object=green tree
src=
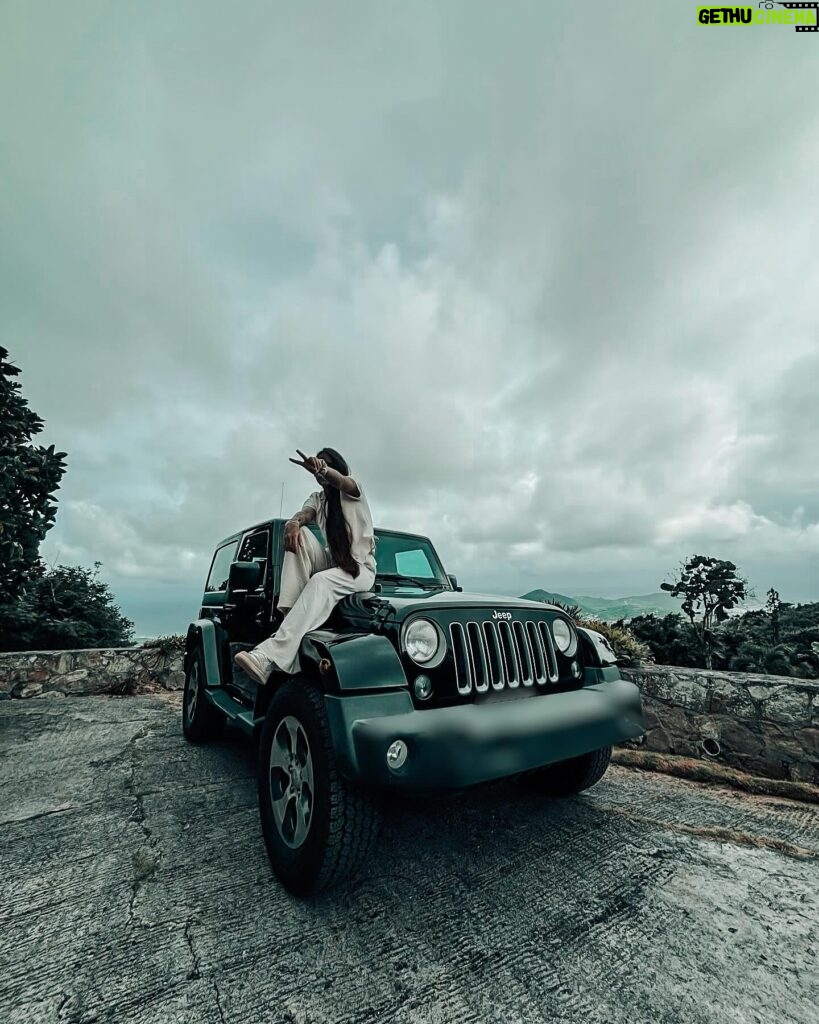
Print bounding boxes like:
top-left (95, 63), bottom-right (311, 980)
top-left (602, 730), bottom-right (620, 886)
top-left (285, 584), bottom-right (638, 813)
top-left (766, 587), bottom-right (781, 644)
top-left (0, 347), bottom-right (66, 601)
top-left (0, 563), bottom-right (134, 652)
top-left (660, 555), bottom-right (749, 669)
top-left (0, 349), bottom-right (133, 651)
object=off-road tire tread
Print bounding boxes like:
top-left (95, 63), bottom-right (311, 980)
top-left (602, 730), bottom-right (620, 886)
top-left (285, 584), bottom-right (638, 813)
top-left (524, 745), bottom-right (612, 796)
top-left (182, 648), bottom-right (225, 744)
top-left (260, 679), bottom-right (381, 895)
top-left (303, 681), bottom-right (381, 892)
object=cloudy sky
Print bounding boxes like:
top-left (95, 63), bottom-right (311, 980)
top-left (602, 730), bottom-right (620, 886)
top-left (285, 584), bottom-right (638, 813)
top-left (3, 2), bottom-right (818, 635)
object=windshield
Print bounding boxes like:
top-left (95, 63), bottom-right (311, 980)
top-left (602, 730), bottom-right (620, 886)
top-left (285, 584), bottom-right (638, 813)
top-left (373, 530), bottom-right (449, 591)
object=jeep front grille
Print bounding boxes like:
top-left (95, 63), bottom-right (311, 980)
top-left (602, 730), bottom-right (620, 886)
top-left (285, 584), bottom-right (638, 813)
top-left (449, 619), bottom-right (560, 695)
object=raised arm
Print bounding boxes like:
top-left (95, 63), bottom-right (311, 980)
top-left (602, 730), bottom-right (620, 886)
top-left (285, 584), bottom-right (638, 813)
top-left (289, 450), bottom-right (360, 497)
top-left (315, 462), bottom-right (360, 497)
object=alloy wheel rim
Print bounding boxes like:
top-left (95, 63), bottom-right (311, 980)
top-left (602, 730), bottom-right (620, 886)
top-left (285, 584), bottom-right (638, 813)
top-left (186, 661), bottom-right (199, 720)
top-left (268, 715), bottom-right (314, 849)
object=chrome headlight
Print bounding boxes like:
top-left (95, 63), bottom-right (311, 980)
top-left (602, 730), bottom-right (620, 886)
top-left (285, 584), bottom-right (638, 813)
top-left (403, 618), bottom-right (441, 665)
top-left (551, 618), bottom-right (578, 657)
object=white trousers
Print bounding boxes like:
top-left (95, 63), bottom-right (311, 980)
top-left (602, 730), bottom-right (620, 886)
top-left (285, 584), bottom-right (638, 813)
top-left (252, 528), bottom-right (375, 675)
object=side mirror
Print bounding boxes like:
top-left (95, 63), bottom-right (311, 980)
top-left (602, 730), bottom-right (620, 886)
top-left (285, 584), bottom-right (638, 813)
top-left (228, 560), bottom-right (263, 597)
top-left (447, 574), bottom-right (463, 592)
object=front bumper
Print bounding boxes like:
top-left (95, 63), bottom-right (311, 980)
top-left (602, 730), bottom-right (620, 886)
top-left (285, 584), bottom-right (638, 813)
top-left (324, 675), bottom-right (645, 789)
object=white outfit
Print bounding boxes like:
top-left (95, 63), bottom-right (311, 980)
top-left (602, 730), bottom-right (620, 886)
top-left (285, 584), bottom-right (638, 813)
top-left (300, 481), bottom-right (376, 575)
top-left (251, 479), bottom-right (376, 676)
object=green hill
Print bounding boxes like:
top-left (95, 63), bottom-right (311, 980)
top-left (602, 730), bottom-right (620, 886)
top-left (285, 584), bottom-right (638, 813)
top-left (521, 589), bottom-right (683, 621)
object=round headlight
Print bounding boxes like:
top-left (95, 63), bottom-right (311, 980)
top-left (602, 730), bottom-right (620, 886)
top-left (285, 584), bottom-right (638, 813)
top-left (404, 618), bottom-right (440, 665)
top-left (551, 618), bottom-right (577, 656)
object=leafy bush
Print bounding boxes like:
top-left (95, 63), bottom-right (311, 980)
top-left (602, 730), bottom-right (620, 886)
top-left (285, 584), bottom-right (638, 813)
top-left (578, 617), bottom-right (654, 667)
top-left (721, 607), bottom-right (819, 678)
top-left (623, 602), bottom-right (819, 678)
top-left (626, 613), bottom-right (703, 668)
top-left (0, 348), bottom-right (133, 653)
top-left (143, 634), bottom-right (186, 655)
top-left (0, 562), bottom-right (134, 652)
top-left (553, 602), bottom-right (653, 666)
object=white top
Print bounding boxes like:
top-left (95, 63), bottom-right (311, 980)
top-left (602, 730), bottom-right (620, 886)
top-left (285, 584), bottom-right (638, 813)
top-left (302, 478), bottom-right (376, 573)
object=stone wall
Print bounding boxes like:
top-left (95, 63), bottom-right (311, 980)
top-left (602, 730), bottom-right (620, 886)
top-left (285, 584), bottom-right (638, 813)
top-left (0, 647), bottom-right (185, 699)
top-left (2, 648), bottom-right (817, 784)
top-left (621, 666), bottom-right (819, 784)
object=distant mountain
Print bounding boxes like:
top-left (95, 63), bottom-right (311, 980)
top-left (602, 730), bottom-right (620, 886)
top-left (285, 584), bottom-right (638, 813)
top-left (520, 589), bottom-right (684, 622)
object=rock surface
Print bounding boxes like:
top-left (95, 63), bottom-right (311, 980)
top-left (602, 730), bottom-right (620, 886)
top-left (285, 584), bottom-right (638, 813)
top-left (1, 694), bottom-right (818, 1024)
top-left (0, 647), bottom-right (183, 699)
top-left (622, 666), bottom-right (819, 783)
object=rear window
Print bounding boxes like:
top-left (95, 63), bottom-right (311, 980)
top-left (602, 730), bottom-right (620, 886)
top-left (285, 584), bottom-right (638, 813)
top-left (205, 541), bottom-right (238, 592)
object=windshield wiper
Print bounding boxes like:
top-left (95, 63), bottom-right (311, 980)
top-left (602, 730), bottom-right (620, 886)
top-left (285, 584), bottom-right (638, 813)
top-left (375, 573), bottom-right (444, 591)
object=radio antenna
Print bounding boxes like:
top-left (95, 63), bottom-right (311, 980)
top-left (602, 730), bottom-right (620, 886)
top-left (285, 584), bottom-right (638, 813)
top-left (279, 481), bottom-right (284, 519)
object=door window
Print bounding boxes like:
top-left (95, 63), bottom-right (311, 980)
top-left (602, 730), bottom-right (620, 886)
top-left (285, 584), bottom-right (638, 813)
top-left (205, 541), bottom-right (239, 593)
top-left (238, 530), bottom-right (270, 588)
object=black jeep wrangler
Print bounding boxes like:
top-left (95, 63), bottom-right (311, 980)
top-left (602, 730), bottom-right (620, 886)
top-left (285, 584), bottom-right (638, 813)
top-left (183, 518), bottom-right (645, 895)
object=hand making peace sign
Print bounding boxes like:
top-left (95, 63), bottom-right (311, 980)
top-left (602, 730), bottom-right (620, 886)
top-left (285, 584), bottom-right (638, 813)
top-left (289, 449), bottom-right (324, 476)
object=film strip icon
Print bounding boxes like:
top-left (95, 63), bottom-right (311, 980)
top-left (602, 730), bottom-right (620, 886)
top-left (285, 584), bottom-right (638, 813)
top-left (773, 2), bottom-right (819, 32)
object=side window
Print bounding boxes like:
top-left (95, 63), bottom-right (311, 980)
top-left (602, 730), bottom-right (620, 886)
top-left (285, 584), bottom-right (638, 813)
top-left (238, 530), bottom-right (270, 588)
top-left (395, 548), bottom-right (435, 578)
top-left (238, 530), bottom-right (269, 563)
top-left (205, 541), bottom-right (239, 593)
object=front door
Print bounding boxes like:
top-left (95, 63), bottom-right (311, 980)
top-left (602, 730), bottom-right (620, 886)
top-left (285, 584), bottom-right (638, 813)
top-left (231, 527), bottom-right (273, 645)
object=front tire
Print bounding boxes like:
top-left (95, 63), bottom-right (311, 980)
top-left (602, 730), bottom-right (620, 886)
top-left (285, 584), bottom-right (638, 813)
top-left (258, 678), bottom-right (381, 896)
top-left (182, 647), bottom-right (225, 743)
top-left (523, 745), bottom-right (612, 796)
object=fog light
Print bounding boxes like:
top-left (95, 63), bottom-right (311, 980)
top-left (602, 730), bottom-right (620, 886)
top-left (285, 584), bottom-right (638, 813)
top-left (413, 675), bottom-right (433, 700)
top-left (571, 661), bottom-right (582, 679)
top-left (386, 740), bottom-right (408, 770)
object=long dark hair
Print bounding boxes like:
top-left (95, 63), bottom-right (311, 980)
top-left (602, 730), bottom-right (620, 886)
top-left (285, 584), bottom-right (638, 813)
top-left (318, 447), bottom-right (359, 579)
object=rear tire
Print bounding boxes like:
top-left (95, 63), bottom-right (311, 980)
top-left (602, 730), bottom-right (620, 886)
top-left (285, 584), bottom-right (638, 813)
top-left (257, 678), bottom-right (381, 896)
top-left (182, 647), bottom-right (225, 743)
top-left (523, 745), bottom-right (612, 796)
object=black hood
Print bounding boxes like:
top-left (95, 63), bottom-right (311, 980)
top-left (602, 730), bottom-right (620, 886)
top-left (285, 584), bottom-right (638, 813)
top-left (335, 588), bottom-right (563, 631)
top-left (375, 590), bottom-right (561, 613)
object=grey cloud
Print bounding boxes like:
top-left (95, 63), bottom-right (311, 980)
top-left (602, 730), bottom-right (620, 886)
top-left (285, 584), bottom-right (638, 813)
top-left (2, 1), bottom-right (818, 634)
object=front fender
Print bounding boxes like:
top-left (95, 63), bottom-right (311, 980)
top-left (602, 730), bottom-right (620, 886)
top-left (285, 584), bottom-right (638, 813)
top-left (299, 630), bottom-right (408, 693)
top-left (185, 618), bottom-right (223, 688)
top-left (577, 626), bottom-right (618, 669)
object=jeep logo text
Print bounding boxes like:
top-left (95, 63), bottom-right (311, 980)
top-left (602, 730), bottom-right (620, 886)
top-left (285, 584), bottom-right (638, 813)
top-left (491, 610), bottom-right (512, 620)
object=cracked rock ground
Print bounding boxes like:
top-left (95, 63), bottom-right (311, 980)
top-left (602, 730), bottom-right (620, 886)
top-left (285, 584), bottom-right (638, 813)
top-left (1, 694), bottom-right (818, 1024)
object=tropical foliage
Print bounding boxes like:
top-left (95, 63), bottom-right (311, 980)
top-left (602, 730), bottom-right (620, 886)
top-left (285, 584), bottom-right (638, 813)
top-left (0, 346), bottom-right (66, 601)
top-left (626, 600), bottom-right (819, 679)
top-left (660, 555), bottom-right (749, 668)
top-left (0, 348), bottom-right (133, 651)
top-left (0, 563), bottom-right (134, 652)
top-left (553, 602), bottom-right (654, 667)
